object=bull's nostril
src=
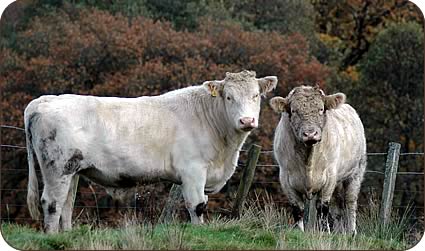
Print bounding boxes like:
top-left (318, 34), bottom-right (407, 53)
top-left (240, 117), bottom-right (255, 126)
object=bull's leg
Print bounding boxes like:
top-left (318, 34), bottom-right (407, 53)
top-left (60, 175), bottom-right (79, 231)
top-left (317, 177), bottom-right (337, 233)
top-left (344, 176), bottom-right (362, 235)
top-left (291, 204), bottom-right (304, 231)
top-left (281, 172), bottom-right (305, 231)
top-left (344, 155), bottom-right (366, 235)
top-left (285, 188), bottom-right (305, 231)
top-left (332, 183), bottom-right (346, 232)
top-left (181, 169), bottom-right (208, 224)
top-left (41, 174), bottom-right (73, 233)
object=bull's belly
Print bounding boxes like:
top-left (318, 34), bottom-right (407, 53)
top-left (281, 168), bottom-right (326, 196)
top-left (291, 179), bottom-right (324, 195)
top-left (77, 156), bottom-right (179, 188)
top-left (78, 167), bottom-right (178, 188)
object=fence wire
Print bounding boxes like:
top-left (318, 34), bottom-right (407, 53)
top-left (1, 124), bottom-right (424, 225)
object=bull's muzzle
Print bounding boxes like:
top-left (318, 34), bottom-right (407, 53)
top-left (239, 117), bottom-right (257, 131)
top-left (302, 128), bottom-right (321, 146)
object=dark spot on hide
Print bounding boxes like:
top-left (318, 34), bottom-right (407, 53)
top-left (48, 201), bottom-right (56, 214)
top-left (195, 202), bottom-right (207, 217)
top-left (40, 147), bottom-right (55, 169)
top-left (47, 129), bottom-right (56, 141)
top-left (41, 149), bottom-right (48, 162)
top-left (26, 112), bottom-right (41, 152)
top-left (46, 160), bottom-right (55, 169)
top-left (63, 149), bottom-right (83, 175)
top-left (41, 199), bottom-right (46, 205)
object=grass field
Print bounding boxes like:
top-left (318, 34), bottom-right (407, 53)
top-left (1, 199), bottom-right (420, 250)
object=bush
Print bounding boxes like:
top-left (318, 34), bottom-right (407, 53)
top-left (356, 22), bottom-right (423, 153)
top-left (1, 7), bottom-right (328, 128)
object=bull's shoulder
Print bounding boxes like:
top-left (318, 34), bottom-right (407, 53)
top-left (326, 104), bottom-right (362, 123)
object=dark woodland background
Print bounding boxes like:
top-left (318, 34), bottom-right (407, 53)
top-left (0, 0), bottom-right (423, 230)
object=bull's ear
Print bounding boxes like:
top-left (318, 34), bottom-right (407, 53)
top-left (203, 80), bottom-right (224, 97)
top-left (324, 93), bottom-right (346, 110)
top-left (269, 97), bottom-right (288, 113)
top-left (257, 76), bottom-right (278, 95)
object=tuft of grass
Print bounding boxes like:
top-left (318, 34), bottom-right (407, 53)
top-left (1, 196), bottom-right (416, 250)
top-left (357, 196), bottom-right (415, 243)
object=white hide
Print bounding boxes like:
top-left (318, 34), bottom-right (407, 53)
top-left (25, 71), bottom-right (277, 232)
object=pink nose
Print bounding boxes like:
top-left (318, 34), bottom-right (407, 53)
top-left (239, 117), bottom-right (256, 131)
top-left (303, 131), bottom-right (318, 139)
top-left (302, 130), bottom-right (321, 145)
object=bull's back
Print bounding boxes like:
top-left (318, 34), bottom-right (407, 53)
top-left (25, 94), bottom-right (178, 180)
top-left (325, 104), bottom-right (366, 179)
top-left (325, 104), bottom-right (366, 153)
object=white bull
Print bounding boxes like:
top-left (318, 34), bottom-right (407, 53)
top-left (25, 70), bottom-right (277, 233)
top-left (270, 85), bottom-right (366, 234)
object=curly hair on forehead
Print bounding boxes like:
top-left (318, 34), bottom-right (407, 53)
top-left (224, 70), bottom-right (256, 82)
top-left (288, 85), bottom-right (324, 100)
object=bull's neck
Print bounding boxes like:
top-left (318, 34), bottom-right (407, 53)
top-left (295, 140), bottom-right (322, 195)
top-left (197, 93), bottom-right (248, 152)
top-left (294, 142), bottom-right (316, 167)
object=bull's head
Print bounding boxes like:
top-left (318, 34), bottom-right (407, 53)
top-left (270, 85), bottom-right (346, 146)
top-left (203, 70), bottom-right (278, 132)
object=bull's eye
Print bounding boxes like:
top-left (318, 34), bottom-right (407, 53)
top-left (226, 96), bottom-right (232, 101)
top-left (253, 93), bottom-right (259, 99)
top-left (319, 108), bottom-right (324, 114)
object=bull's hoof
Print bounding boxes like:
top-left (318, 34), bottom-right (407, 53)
top-left (291, 220), bottom-right (304, 232)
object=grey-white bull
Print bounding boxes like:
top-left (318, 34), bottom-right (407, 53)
top-left (25, 70), bottom-right (277, 233)
top-left (270, 85), bottom-right (366, 234)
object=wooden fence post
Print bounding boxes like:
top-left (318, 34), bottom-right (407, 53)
top-left (379, 142), bottom-right (401, 225)
top-left (159, 184), bottom-right (183, 223)
top-left (303, 195), bottom-right (317, 232)
top-left (232, 144), bottom-right (261, 218)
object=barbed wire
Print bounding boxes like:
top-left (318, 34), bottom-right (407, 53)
top-left (0, 125), bottom-right (25, 131)
top-left (1, 185), bottom-right (423, 195)
top-left (1, 126), bottom-right (424, 210)
top-left (2, 143), bottom-right (424, 157)
top-left (0, 144), bottom-right (26, 149)
top-left (1, 138), bottom-right (424, 176)
top-left (3, 201), bottom-right (423, 210)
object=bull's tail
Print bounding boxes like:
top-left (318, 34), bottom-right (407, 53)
top-left (25, 113), bottom-right (41, 221)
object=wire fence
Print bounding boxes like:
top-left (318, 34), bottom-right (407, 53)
top-left (3, 143), bottom-right (422, 175)
top-left (1, 125), bottom-right (424, 224)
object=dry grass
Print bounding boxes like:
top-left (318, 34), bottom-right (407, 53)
top-left (1, 195), bottom-right (416, 250)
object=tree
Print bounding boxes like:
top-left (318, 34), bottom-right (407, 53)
top-left (312, 0), bottom-right (423, 69)
top-left (357, 22), bottom-right (423, 153)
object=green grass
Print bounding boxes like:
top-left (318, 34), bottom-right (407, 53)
top-left (1, 198), bottom-right (418, 250)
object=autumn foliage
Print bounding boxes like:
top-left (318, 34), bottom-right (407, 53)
top-left (1, 7), bottom-right (329, 149)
